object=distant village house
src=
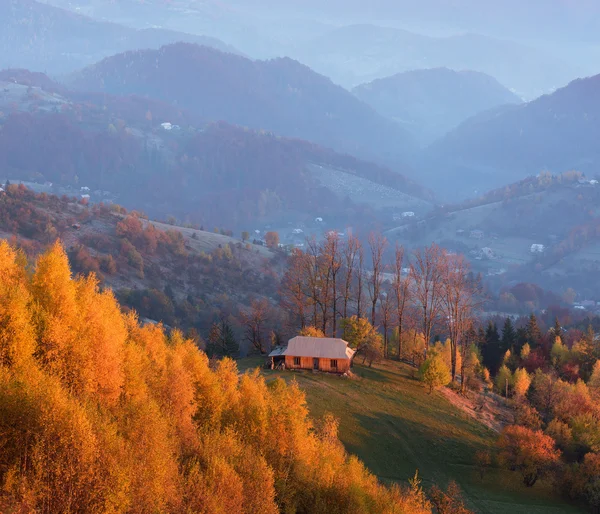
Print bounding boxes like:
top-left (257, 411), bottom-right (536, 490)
top-left (268, 336), bottom-right (355, 373)
top-left (530, 244), bottom-right (545, 253)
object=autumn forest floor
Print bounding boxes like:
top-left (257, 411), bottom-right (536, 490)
top-left (238, 358), bottom-right (583, 514)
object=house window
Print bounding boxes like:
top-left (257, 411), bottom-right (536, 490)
top-left (331, 359), bottom-right (338, 369)
top-left (293, 357), bottom-right (301, 367)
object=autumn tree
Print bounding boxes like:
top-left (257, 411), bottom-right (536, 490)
top-left (299, 326), bottom-right (325, 338)
top-left (513, 368), bottom-right (532, 398)
top-left (341, 316), bottom-right (383, 366)
top-left (497, 425), bottom-right (561, 487)
top-left (264, 231), bottom-right (280, 249)
top-left (419, 352), bottom-right (451, 393)
top-left (495, 365), bottom-right (513, 397)
top-left (429, 481), bottom-right (471, 514)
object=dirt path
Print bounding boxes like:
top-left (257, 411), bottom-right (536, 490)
top-left (439, 386), bottom-right (512, 434)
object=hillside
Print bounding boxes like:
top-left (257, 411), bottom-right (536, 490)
top-left (385, 172), bottom-right (600, 300)
top-left (292, 24), bottom-right (580, 99)
top-left (0, 0), bottom-right (239, 74)
top-left (354, 68), bottom-right (521, 145)
top-left (422, 74), bottom-right (600, 199)
top-left (238, 358), bottom-right (581, 514)
top-left (67, 42), bottom-right (416, 162)
top-left (0, 70), bottom-right (431, 230)
top-left (0, 185), bottom-right (282, 337)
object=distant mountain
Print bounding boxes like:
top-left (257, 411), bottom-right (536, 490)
top-left (226, 0), bottom-right (600, 44)
top-left (421, 74), bottom-right (600, 200)
top-left (353, 68), bottom-right (521, 145)
top-left (0, 0), bottom-right (239, 74)
top-left (68, 43), bottom-right (415, 161)
top-left (292, 24), bottom-right (583, 99)
top-left (0, 74), bottom-right (430, 229)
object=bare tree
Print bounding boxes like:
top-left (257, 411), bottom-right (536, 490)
top-left (367, 232), bottom-right (388, 326)
top-left (410, 243), bottom-right (445, 355)
top-left (441, 254), bottom-right (484, 385)
top-left (356, 243), bottom-right (365, 319)
top-left (342, 235), bottom-right (360, 320)
top-left (322, 232), bottom-right (342, 336)
top-left (240, 298), bottom-right (270, 354)
top-left (379, 291), bottom-right (393, 358)
top-left (305, 237), bottom-right (322, 328)
top-left (280, 248), bottom-right (310, 329)
top-left (392, 245), bottom-right (411, 360)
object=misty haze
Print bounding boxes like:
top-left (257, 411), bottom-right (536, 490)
top-left (0, 1), bottom-right (599, 513)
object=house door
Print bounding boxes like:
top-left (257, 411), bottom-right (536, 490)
top-left (313, 358), bottom-right (319, 370)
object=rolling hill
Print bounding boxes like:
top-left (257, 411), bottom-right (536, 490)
top-left (354, 68), bottom-right (522, 145)
top-left (421, 74), bottom-right (600, 200)
top-left (0, 0), bottom-right (239, 74)
top-left (67, 42), bottom-right (416, 162)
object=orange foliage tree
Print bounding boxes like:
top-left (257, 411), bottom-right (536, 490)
top-left (497, 425), bottom-right (561, 487)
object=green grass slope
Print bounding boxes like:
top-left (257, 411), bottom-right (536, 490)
top-left (238, 358), bottom-right (582, 513)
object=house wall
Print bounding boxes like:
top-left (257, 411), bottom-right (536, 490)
top-left (284, 356), bottom-right (350, 373)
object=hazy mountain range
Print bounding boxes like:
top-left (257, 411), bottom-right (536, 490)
top-left (354, 68), bottom-right (522, 145)
top-left (67, 43), bottom-right (415, 162)
top-left (421, 73), bottom-right (600, 199)
top-left (0, 0), bottom-right (239, 73)
top-left (291, 24), bottom-right (584, 99)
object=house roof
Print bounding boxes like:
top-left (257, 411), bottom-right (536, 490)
top-left (269, 336), bottom-right (355, 360)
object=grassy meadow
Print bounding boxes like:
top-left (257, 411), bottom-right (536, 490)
top-left (238, 358), bottom-right (583, 513)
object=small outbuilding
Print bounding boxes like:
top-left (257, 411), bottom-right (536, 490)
top-left (269, 336), bottom-right (355, 373)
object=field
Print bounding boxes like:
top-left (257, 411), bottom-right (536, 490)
top-left (238, 358), bottom-right (583, 514)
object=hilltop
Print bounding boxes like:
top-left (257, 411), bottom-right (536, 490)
top-left (422, 74), bottom-right (600, 199)
top-left (67, 42), bottom-right (415, 162)
top-left (354, 67), bottom-right (521, 145)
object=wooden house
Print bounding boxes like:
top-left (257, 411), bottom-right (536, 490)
top-left (268, 336), bottom-right (355, 373)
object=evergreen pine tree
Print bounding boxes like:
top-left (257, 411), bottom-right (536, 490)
top-left (221, 318), bottom-right (239, 358)
top-left (501, 318), bottom-right (516, 353)
top-left (481, 322), bottom-right (503, 374)
top-left (553, 317), bottom-right (563, 342)
top-left (526, 314), bottom-right (542, 347)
